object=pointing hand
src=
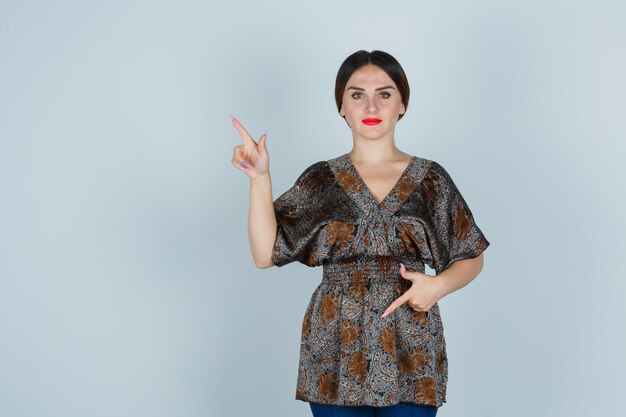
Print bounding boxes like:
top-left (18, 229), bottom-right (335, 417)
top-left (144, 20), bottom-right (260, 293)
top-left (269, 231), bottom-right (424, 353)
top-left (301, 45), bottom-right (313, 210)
top-left (380, 263), bottom-right (442, 319)
top-left (230, 115), bottom-right (269, 179)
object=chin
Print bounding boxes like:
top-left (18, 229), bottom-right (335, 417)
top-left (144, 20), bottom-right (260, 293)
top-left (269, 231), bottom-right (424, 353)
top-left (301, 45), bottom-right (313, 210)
top-left (358, 131), bottom-right (387, 140)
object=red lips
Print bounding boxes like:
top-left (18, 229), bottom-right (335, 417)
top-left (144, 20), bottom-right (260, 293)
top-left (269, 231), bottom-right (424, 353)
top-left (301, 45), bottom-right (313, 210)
top-left (362, 118), bottom-right (382, 125)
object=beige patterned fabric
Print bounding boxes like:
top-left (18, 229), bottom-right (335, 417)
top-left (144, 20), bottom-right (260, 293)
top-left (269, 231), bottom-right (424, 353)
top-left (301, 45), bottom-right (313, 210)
top-left (272, 153), bottom-right (490, 407)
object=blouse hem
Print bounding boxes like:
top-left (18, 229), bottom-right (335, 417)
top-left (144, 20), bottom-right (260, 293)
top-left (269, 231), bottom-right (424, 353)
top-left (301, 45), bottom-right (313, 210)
top-left (295, 395), bottom-right (444, 408)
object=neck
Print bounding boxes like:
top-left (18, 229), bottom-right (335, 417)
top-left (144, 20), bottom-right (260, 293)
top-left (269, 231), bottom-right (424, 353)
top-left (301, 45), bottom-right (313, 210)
top-left (348, 134), bottom-right (404, 165)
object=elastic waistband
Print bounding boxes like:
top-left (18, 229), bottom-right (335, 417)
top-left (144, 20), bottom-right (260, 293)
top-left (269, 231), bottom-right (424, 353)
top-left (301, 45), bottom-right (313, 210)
top-left (321, 261), bottom-right (409, 284)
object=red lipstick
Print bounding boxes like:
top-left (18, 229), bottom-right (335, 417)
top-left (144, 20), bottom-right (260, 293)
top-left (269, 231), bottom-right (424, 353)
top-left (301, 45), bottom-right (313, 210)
top-left (362, 118), bottom-right (382, 125)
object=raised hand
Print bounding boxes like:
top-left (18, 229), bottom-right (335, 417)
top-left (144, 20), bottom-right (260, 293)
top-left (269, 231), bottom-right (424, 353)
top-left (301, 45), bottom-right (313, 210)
top-left (230, 115), bottom-right (269, 179)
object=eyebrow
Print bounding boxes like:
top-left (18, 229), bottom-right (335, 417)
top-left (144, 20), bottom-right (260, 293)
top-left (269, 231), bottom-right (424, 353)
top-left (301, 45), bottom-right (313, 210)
top-left (346, 85), bottom-right (396, 91)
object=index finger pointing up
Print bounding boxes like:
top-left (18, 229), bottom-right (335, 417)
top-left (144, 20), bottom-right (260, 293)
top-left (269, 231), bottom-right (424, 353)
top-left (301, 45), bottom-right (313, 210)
top-left (230, 115), bottom-right (257, 145)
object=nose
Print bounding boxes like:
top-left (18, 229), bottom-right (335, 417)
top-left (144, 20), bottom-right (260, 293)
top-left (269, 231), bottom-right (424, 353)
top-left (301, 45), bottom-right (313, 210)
top-left (365, 98), bottom-right (377, 113)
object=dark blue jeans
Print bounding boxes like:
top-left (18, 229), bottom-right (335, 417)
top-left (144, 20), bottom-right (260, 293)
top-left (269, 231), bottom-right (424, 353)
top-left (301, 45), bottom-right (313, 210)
top-left (309, 402), bottom-right (438, 417)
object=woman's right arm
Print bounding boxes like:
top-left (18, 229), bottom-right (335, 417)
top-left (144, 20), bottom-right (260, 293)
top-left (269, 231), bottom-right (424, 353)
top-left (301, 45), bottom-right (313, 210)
top-left (248, 172), bottom-right (278, 268)
top-left (230, 115), bottom-right (277, 268)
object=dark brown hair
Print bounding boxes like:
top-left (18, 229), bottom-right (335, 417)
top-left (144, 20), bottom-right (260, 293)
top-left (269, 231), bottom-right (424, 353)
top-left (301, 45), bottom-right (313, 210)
top-left (334, 50), bottom-right (410, 122)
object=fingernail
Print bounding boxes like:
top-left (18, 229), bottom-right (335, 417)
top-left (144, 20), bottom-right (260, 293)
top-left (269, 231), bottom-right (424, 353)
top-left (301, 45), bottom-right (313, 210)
top-left (400, 263), bottom-right (405, 269)
top-left (230, 114), bottom-right (235, 120)
top-left (264, 130), bottom-right (269, 138)
top-left (381, 311), bottom-right (389, 319)
top-left (238, 165), bottom-right (248, 171)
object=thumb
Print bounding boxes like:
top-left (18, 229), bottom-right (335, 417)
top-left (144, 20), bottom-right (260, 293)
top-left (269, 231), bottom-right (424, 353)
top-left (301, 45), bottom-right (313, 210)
top-left (398, 262), bottom-right (413, 281)
top-left (258, 131), bottom-right (269, 153)
top-left (380, 293), bottom-right (409, 319)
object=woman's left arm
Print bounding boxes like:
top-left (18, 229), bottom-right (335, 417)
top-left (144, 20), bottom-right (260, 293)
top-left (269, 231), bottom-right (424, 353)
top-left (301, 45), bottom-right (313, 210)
top-left (434, 252), bottom-right (485, 299)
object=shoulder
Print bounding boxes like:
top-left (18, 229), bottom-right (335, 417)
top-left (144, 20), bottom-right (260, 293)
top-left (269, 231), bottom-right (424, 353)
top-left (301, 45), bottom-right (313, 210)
top-left (296, 160), bottom-right (329, 182)
top-left (422, 158), bottom-right (454, 184)
top-left (417, 158), bottom-right (460, 204)
top-left (294, 160), bottom-right (336, 192)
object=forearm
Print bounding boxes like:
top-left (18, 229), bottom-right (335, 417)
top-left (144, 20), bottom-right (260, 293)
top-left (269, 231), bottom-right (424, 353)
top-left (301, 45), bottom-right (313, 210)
top-left (434, 253), bottom-right (485, 299)
top-left (248, 172), bottom-right (278, 268)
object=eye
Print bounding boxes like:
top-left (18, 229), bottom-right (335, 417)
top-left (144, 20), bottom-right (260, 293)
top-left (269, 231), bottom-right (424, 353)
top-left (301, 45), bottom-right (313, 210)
top-left (351, 92), bottom-right (363, 99)
top-left (379, 92), bottom-right (391, 98)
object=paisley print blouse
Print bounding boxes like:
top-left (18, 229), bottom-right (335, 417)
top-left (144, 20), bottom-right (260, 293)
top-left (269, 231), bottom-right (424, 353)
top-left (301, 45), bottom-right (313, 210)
top-left (271, 153), bottom-right (490, 408)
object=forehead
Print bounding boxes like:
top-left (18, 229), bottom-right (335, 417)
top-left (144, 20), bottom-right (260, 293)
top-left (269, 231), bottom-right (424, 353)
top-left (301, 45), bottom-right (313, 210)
top-left (345, 64), bottom-right (396, 88)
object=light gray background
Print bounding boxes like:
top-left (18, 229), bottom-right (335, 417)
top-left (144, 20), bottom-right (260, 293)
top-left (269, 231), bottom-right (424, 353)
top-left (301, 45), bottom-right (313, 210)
top-left (1, 1), bottom-right (624, 416)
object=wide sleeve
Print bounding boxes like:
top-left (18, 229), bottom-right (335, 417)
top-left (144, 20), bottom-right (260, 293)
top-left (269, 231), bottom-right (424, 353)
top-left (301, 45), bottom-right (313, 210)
top-left (425, 161), bottom-right (490, 275)
top-left (271, 162), bottom-right (327, 268)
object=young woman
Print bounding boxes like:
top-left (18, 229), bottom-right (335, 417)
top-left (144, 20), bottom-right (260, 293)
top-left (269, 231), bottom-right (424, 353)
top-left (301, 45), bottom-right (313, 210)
top-left (231, 50), bottom-right (490, 417)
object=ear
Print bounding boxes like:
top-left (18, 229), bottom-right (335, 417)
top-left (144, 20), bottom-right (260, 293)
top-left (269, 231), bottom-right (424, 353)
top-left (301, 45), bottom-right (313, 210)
top-left (340, 107), bottom-right (345, 116)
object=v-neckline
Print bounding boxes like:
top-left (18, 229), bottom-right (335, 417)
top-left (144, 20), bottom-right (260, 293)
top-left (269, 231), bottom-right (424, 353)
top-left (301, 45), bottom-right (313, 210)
top-left (345, 153), bottom-right (416, 207)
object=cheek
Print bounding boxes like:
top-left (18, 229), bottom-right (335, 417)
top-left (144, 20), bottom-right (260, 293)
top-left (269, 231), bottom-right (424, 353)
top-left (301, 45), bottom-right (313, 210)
top-left (389, 98), bottom-right (403, 109)
top-left (387, 101), bottom-right (403, 115)
top-left (343, 102), bottom-right (362, 116)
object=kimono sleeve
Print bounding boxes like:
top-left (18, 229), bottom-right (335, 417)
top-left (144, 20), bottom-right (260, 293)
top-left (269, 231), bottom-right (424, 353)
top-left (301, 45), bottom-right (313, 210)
top-left (427, 161), bottom-right (490, 274)
top-left (271, 162), bottom-right (326, 268)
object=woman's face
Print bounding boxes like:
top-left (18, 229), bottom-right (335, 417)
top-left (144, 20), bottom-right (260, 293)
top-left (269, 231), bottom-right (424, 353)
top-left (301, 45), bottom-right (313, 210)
top-left (339, 64), bottom-right (405, 140)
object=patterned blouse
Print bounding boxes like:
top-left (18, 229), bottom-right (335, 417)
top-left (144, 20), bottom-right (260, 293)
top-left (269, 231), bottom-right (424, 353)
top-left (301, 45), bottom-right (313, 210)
top-left (271, 153), bottom-right (490, 408)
